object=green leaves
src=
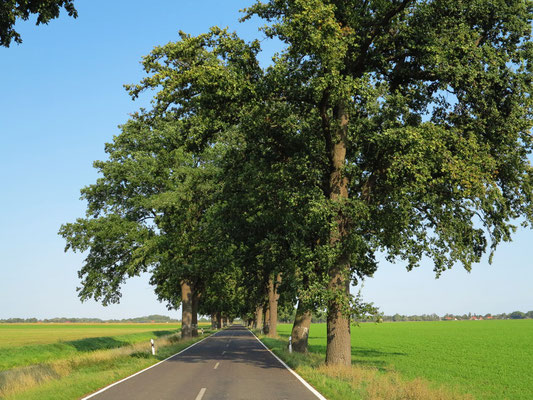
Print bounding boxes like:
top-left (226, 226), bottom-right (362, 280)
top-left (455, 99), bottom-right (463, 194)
top-left (0, 0), bottom-right (77, 47)
top-left (125, 28), bottom-right (261, 151)
top-left (59, 215), bottom-right (155, 305)
top-left (60, 1), bottom-right (533, 337)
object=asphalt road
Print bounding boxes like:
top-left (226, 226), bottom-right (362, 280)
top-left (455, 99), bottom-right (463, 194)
top-left (84, 325), bottom-right (322, 400)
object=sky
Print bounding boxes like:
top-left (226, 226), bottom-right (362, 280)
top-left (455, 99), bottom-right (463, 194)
top-left (0, 0), bottom-right (531, 320)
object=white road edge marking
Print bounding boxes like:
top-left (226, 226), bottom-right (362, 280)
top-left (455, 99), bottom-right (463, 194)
top-left (80, 331), bottom-right (222, 400)
top-left (195, 387), bottom-right (207, 400)
top-left (250, 330), bottom-right (327, 400)
top-left (214, 362), bottom-right (220, 369)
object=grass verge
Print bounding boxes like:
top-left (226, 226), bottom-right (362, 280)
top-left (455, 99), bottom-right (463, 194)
top-left (259, 334), bottom-right (474, 400)
top-left (0, 331), bottom-right (213, 400)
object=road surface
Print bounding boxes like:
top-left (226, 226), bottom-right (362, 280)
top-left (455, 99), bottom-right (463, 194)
top-left (84, 325), bottom-right (322, 400)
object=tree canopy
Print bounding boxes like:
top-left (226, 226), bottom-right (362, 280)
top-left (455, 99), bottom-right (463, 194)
top-left (0, 0), bottom-right (77, 47)
top-left (61, 0), bottom-right (533, 365)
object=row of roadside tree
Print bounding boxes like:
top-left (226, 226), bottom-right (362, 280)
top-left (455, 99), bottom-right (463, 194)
top-left (60, 0), bottom-right (533, 366)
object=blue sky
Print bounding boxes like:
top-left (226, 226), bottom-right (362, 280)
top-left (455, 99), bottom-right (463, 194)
top-left (0, 0), bottom-right (531, 320)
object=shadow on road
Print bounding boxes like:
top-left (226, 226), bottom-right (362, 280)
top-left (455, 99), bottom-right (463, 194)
top-left (166, 326), bottom-right (286, 370)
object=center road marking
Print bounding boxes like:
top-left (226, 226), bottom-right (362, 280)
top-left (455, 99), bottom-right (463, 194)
top-left (222, 350), bottom-right (226, 355)
top-left (214, 362), bottom-right (220, 369)
top-left (195, 388), bottom-right (207, 400)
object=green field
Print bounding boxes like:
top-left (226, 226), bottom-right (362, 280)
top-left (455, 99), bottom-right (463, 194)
top-left (0, 323), bottom-right (182, 371)
top-left (0, 323), bottom-right (211, 399)
top-left (0, 323), bottom-right (182, 348)
top-left (266, 320), bottom-right (533, 400)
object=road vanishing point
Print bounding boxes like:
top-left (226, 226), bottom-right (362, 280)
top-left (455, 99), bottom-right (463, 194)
top-left (83, 325), bottom-right (324, 400)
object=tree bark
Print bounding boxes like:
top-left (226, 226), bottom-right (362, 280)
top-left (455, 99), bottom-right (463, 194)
top-left (216, 311), bottom-right (222, 329)
top-left (291, 301), bottom-right (312, 353)
top-left (254, 305), bottom-right (263, 330)
top-left (181, 281), bottom-right (192, 339)
top-left (325, 103), bottom-right (352, 366)
top-left (191, 289), bottom-right (199, 337)
top-left (326, 265), bottom-right (351, 365)
top-left (267, 274), bottom-right (281, 338)
top-left (263, 305), bottom-right (270, 334)
top-left (211, 313), bottom-right (217, 329)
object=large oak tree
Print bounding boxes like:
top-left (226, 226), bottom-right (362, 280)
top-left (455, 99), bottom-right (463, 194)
top-left (244, 0), bottom-right (533, 365)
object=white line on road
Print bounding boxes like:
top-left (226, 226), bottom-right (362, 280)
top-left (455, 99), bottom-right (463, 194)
top-left (222, 350), bottom-right (226, 355)
top-left (250, 330), bottom-right (327, 400)
top-left (195, 388), bottom-right (207, 400)
top-left (214, 362), bottom-right (220, 369)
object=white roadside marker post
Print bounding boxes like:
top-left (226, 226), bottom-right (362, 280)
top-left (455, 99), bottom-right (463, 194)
top-left (288, 335), bottom-right (292, 353)
top-left (151, 339), bottom-right (155, 355)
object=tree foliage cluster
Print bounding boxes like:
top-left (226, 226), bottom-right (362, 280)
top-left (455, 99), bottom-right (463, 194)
top-left (0, 0), bottom-right (77, 47)
top-left (60, 0), bottom-right (533, 365)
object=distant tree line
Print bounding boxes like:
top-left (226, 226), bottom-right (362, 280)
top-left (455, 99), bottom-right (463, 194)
top-left (0, 314), bottom-right (179, 323)
top-left (4, 310), bottom-right (532, 324)
top-left (378, 311), bottom-right (533, 322)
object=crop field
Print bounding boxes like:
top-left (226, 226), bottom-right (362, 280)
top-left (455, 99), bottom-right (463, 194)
top-left (0, 323), bottom-right (184, 371)
top-left (0, 323), bottom-right (182, 348)
top-left (270, 320), bottom-right (533, 399)
top-left (0, 323), bottom-right (211, 399)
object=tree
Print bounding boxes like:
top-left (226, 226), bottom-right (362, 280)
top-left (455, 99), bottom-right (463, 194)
top-left (509, 311), bottom-right (526, 319)
top-left (59, 118), bottom-right (234, 338)
top-left (244, 0), bottom-right (533, 365)
top-left (0, 0), bottom-right (77, 47)
top-left (60, 28), bottom-right (263, 338)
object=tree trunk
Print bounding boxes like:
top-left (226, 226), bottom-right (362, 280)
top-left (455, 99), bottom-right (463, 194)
top-left (263, 306), bottom-right (270, 334)
top-left (211, 313), bottom-right (217, 329)
top-left (326, 266), bottom-right (351, 365)
top-left (216, 311), bottom-right (222, 329)
top-left (181, 281), bottom-right (192, 339)
top-left (255, 305), bottom-right (263, 330)
top-left (325, 103), bottom-right (351, 366)
top-left (191, 289), bottom-right (199, 337)
top-left (267, 274), bottom-right (281, 338)
top-left (291, 301), bottom-right (312, 353)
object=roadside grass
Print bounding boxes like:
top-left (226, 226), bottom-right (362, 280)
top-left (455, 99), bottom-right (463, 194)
top-left (260, 320), bottom-right (533, 400)
top-left (0, 327), bottom-right (214, 399)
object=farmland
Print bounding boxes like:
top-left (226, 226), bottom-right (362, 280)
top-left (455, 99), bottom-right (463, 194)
top-left (263, 320), bottom-right (533, 400)
top-left (0, 323), bottom-right (182, 371)
top-left (0, 323), bottom-right (182, 348)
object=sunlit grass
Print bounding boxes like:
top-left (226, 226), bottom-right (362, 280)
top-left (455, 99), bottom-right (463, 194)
top-left (0, 330), bottom-right (180, 371)
top-left (0, 323), bottom-right (183, 348)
